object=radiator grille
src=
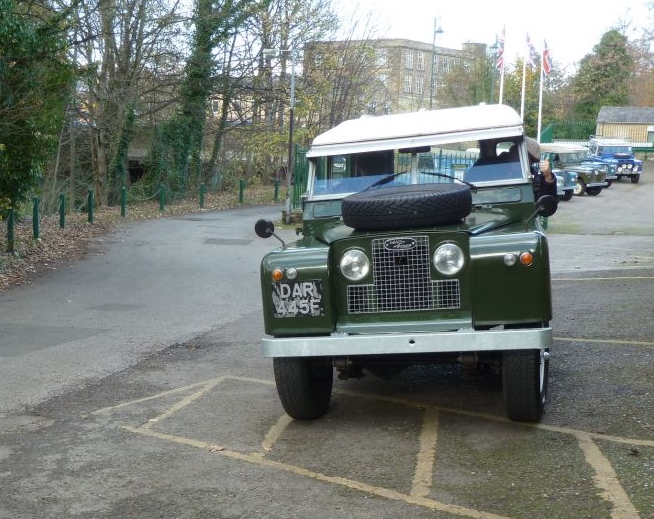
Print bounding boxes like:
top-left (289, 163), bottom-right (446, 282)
top-left (346, 236), bottom-right (461, 314)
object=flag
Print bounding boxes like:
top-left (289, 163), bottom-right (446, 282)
top-left (496, 25), bottom-right (505, 71)
top-left (542, 40), bottom-right (553, 76)
top-left (526, 33), bottom-right (539, 69)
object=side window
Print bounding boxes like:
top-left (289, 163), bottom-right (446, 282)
top-left (330, 156), bottom-right (348, 178)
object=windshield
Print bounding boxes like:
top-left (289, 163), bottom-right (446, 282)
top-left (602, 145), bottom-right (632, 155)
top-left (310, 138), bottom-right (528, 200)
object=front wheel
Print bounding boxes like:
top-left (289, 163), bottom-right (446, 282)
top-left (273, 357), bottom-right (333, 420)
top-left (573, 179), bottom-right (586, 196)
top-left (561, 190), bottom-right (574, 202)
top-left (631, 175), bottom-right (640, 184)
top-left (586, 186), bottom-right (602, 196)
top-left (502, 349), bottom-right (549, 422)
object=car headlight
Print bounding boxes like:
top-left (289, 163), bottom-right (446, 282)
top-left (627, 164), bottom-right (633, 169)
top-left (339, 249), bottom-right (370, 281)
top-left (433, 243), bottom-right (465, 276)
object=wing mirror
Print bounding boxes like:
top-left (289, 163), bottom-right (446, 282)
top-left (254, 219), bottom-right (285, 246)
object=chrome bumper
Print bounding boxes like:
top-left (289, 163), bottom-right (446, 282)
top-left (262, 327), bottom-right (552, 357)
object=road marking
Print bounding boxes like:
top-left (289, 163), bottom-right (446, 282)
top-left (554, 337), bottom-right (654, 348)
top-left (552, 275), bottom-right (654, 281)
top-left (411, 407), bottom-right (439, 497)
top-left (98, 375), bottom-right (651, 518)
top-left (261, 413), bottom-right (293, 452)
top-left (90, 376), bottom-right (228, 415)
top-left (141, 377), bottom-right (225, 429)
top-left (576, 433), bottom-right (642, 519)
top-left (122, 424), bottom-right (515, 519)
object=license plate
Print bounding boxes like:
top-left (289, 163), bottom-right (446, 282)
top-left (272, 280), bottom-right (325, 318)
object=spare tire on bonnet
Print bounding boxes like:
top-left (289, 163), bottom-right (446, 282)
top-left (341, 183), bottom-right (472, 231)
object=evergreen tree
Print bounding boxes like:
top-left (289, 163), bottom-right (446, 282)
top-left (0, 0), bottom-right (73, 210)
top-left (572, 30), bottom-right (633, 119)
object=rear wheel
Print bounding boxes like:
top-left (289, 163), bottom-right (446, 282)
top-left (586, 186), bottom-right (602, 196)
top-left (273, 357), bottom-right (333, 420)
top-left (502, 349), bottom-right (549, 422)
top-left (560, 190), bottom-right (574, 202)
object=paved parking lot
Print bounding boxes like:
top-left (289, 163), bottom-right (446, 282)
top-left (1, 174), bottom-right (653, 519)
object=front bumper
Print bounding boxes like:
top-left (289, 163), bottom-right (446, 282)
top-left (263, 327), bottom-right (552, 357)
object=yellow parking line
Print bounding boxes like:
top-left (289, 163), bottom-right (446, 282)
top-left (554, 337), bottom-right (654, 348)
top-left (411, 407), bottom-right (439, 497)
top-left (142, 377), bottom-right (225, 429)
top-left (90, 376), bottom-right (227, 415)
top-left (261, 413), bottom-right (293, 452)
top-left (552, 276), bottom-right (654, 282)
top-left (576, 433), bottom-right (642, 519)
top-left (122, 424), bottom-right (515, 519)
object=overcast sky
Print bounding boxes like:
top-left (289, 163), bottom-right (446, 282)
top-left (333, 0), bottom-right (652, 73)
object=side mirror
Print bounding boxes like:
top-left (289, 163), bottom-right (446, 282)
top-left (254, 219), bottom-right (285, 247)
top-left (254, 219), bottom-right (275, 238)
top-left (536, 195), bottom-right (558, 218)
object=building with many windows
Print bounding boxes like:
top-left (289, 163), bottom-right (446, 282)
top-left (304, 38), bottom-right (486, 117)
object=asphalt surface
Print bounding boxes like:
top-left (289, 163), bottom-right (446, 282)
top-left (0, 177), bottom-right (652, 519)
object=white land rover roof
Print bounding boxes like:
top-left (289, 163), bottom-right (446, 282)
top-left (306, 104), bottom-right (523, 158)
top-left (540, 143), bottom-right (588, 153)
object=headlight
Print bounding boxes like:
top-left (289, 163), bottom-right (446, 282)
top-left (433, 243), bottom-right (465, 276)
top-left (627, 164), bottom-right (633, 169)
top-left (339, 249), bottom-right (370, 281)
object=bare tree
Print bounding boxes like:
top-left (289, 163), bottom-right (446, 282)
top-left (58, 0), bottom-right (187, 205)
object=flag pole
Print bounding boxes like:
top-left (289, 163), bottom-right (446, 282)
top-left (537, 54), bottom-right (544, 142)
top-left (497, 25), bottom-right (505, 104)
top-left (499, 67), bottom-right (505, 104)
top-left (520, 56), bottom-right (527, 121)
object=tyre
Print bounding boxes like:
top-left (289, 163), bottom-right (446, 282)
top-left (502, 349), bottom-right (549, 422)
top-left (341, 183), bottom-right (472, 231)
top-left (586, 186), bottom-right (602, 196)
top-left (273, 357), bottom-right (333, 420)
top-left (605, 180), bottom-right (613, 188)
top-left (573, 179), bottom-right (586, 196)
top-left (561, 190), bottom-right (574, 202)
top-left (631, 175), bottom-right (640, 184)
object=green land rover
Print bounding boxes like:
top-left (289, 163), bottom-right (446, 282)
top-left (255, 104), bottom-right (557, 423)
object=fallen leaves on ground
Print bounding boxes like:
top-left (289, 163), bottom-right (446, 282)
top-left (0, 186), bottom-right (280, 292)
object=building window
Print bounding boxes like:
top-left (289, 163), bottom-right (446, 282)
top-left (405, 50), bottom-right (414, 69)
top-left (432, 53), bottom-right (439, 73)
top-left (376, 49), bottom-right (388, 67)
top-left (415, 76), bottom-right (424, 95)
top-left (377, 73), bottom-right (389, 86)
top-left (417, 51), bottom-right (425, 71)
top-left (314, 53), bottom-right (323, 67)
top-left (403, 75), bottom-right (412, 93)
top-left (442, 56), bottom-right (450, 73)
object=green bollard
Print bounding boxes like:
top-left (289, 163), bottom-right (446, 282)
top-left (6, 208), bottom-right (14, 253)
top-left (199, 183), bottom-right (205, 208)
top-left (239, 179), bottom-right (245, 204)
top-left (274, 179), bottom-right (279, 201)
top-left (159, 184), bottom-right (165, 211)
top-left (59, 194), bottom-right (65, 229)
top-left (87, 190), bottom-right (94, 223)
top-left (120, 186), bottom-right (127, 217)
top-left (32, 197), bottom-right (40, 240)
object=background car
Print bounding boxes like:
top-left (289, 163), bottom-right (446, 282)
top-left (541, 143), bottom-right (608, 196)
top-left (588, 136), bottom-right (642, 183)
